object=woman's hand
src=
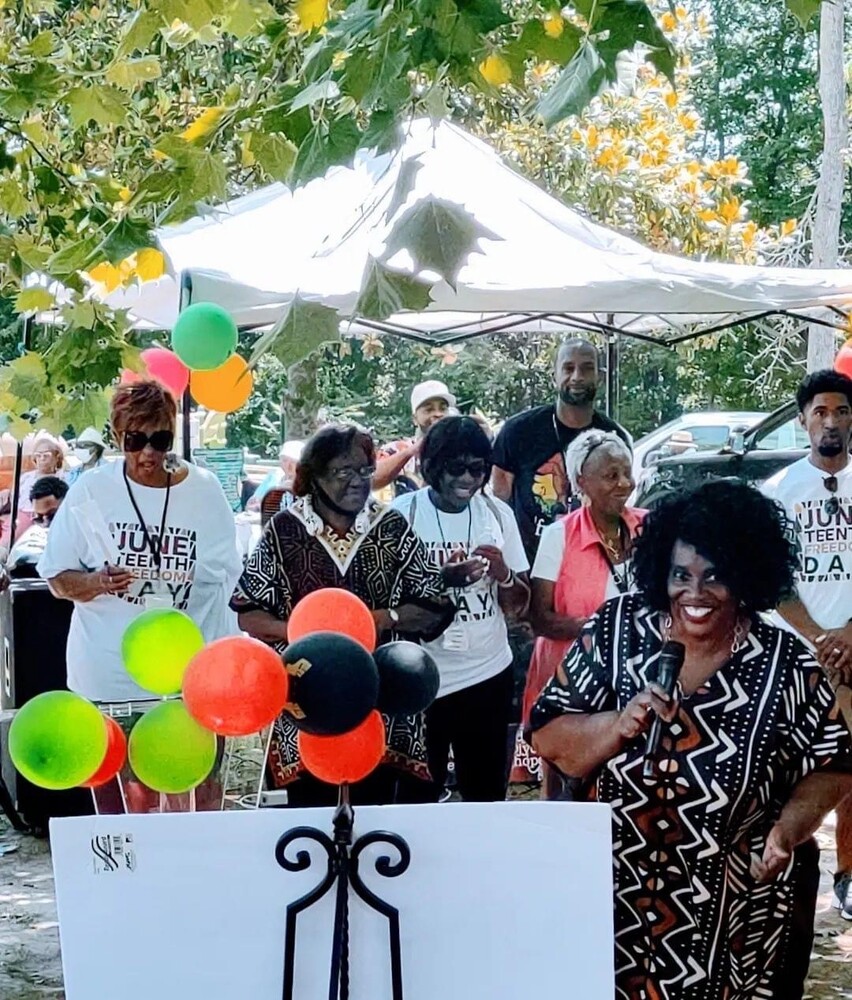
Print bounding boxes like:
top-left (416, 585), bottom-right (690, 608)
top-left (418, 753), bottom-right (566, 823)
top-left (617, 683), bottom-right (678, 740)
top-left (471, 544), bottom-right (511, 585)
top-left (814, 626), bottom-right (852, 685)
top-left (750, 824), bottom-right (793, 882)
top-left (376, 603), bottom-right (445, 635)
top-left (441, 548), bottom-right (487, 589)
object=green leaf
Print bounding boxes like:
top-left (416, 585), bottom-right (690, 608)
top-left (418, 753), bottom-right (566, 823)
top-left (785, 0), bottom-right (822, 28)
top-left (355, 259), bottom-right (433, 320)
top-left (290, 118), bottom-right (360, 187)
top-left (291, 78), bottom-right (340, 112)
top-left (47, 235), bottom-right (102, 279)
top-left (595, 1), bottom-right (675, 82)
top-left (65, 85), bottom-right (127, 128)
top-left (249, 132), bottom-right (297, 181)
top-left (12, 235), bottom-right (50, 271)
top-left (504, 18), bottom-right (582, 82)
top-left (535, 42), bottom-right (606, 127)
top-left (62, 299), bottom-right (98, 330)
top-left (115, 9), bottom-right (164, 59)
top-left (0, 64), bottom-right (63, 115)
top-left (2, 353), bottom-right (48, 405)
top-left (385, 157), bottom-right (422, 223)
top-left (224, 0), bottom-right (278, 38)
top-left (99, 218), bottom-right (157, 265)
top-left (55, 390), bottom-right (111, 437)
top-left (0, 179), bottom-right (31, 218)
top-left (383, 198), bottom-right (500, 290)
top-left (249, 296), bottom-right (341, 369)
top-left (152, 0), bottom-right (227, 31)
top-left (24, 30), bottom-right (56, 58)
top-left (361, 110), bottom-right (399, 154)
top-left (14, 287), bottom-right (55, 314)
top-left (105, 57), bottom-right (163, 90)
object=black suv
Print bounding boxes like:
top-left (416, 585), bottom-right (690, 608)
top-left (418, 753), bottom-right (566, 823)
top-left (635, 401), bottom-right (809, 507)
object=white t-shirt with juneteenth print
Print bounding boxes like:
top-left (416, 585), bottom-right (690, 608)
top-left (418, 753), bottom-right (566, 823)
top-left (392, 489), bottom-right (529, 697)
top-left (38, 459), bottom-right (243, 702)
top-left (762, 456), bottom-right (852, 632)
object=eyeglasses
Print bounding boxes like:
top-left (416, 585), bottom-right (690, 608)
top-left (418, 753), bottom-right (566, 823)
top-left (123, 430), bottom-right (174, 453)
top-left (445, 460), bottom-right (488, 478)
top-left (824, 475), bottom-right (840, 516)
top-left (325, 465), bottom-right (376, 483)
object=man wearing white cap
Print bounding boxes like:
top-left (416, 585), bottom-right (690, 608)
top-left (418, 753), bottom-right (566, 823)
top-left (66, 427), bottom-right (107, 487)
top-left (374, 379), bottom-right (456, 496)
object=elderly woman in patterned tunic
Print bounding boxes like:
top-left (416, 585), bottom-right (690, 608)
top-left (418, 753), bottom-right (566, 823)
top-left (230, 424), bottom-right (458, 807)
top-left (531, 480), bottom-right (852, 1000)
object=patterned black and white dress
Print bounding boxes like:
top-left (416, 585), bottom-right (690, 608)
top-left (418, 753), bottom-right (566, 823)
top-left (530, 593), bottom-right (852, 1000)
top-left (230, 496), bottom-right (447, 788)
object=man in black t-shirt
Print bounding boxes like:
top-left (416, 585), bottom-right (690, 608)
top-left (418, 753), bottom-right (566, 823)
top-left (492, 339), bottom-right (631, 560)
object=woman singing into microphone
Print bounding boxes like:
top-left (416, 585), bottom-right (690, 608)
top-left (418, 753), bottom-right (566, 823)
top-left (531, 480), bottom-right (852, 1000)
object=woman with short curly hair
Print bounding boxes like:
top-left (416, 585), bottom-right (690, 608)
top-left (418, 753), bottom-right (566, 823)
top-left (531, 479), bottom-right (852, 1000)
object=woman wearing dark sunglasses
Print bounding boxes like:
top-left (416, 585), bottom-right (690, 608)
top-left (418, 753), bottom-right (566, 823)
top-left (39, 379), bottom-right (243, 811)
top-left (393, 416), bottom-right (530, 802)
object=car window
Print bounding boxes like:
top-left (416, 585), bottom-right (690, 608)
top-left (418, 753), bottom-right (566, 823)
top-left (685, 425), bottom-right (732, 450)
top-left (752, 415), bottom-right (809, 451)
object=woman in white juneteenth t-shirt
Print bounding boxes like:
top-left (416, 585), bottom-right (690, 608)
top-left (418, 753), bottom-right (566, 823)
top-left (393, 416), bottom-right (529, 802)
top-left (39, 380), bottom-right (242, 704)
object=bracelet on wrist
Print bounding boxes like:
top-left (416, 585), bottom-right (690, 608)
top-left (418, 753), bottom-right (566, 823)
top-left (497, 569), bottom-right (514, 588)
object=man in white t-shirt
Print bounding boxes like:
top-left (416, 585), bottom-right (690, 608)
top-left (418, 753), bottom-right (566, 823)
top-left (762, 369), bottom-right (852, 918)
top-left (392, 415), bottom-right (529, 802)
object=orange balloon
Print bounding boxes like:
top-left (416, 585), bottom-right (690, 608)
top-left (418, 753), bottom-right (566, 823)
top-left (299, 710), bottom-right (386, 785)
top-left (836, 345), bottom-right (852, 379)
top-left (82, 716), bottom-right (127, 788)
top-left (190, 354), bottom-right (253, 413)
top-left (288, 588), bottom-right (377, 653)
top-left (183, 636), bottom-right (289, 736)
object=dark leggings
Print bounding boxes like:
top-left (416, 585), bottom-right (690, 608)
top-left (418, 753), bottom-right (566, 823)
top-left (424, 666), bottom-right (514, 803)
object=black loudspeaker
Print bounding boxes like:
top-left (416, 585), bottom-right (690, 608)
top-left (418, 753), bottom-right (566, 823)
top-left (0, 579), bottom-right (94, 832)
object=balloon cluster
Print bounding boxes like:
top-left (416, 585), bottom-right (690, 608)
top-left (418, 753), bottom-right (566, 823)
top-left (121, 304), bottom-right (253, 414)
top-left (8, 590), bottom-right (439, 794)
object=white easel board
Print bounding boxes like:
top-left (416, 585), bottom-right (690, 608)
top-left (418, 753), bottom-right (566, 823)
top-left (51, 802), bottom-right (613, 1000)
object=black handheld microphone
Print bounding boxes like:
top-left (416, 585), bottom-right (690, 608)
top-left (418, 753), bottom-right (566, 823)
top-left (642, 640), bottom-right (685, 779)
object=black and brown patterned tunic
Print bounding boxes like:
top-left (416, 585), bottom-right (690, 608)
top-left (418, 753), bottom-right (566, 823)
top-left (230, 496), bottom-right (445, 788)
top-left (531, 593), bottom-right (852, 1000)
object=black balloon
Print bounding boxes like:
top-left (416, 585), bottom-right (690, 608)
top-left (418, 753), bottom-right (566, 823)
top-left (374, 642), bottom-right (440, 718)
top-left (283, 632), bottom-right (379, 735)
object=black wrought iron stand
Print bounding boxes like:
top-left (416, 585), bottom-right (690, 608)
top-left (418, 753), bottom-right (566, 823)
top-left (275, 783), bottom-right (409, 1000)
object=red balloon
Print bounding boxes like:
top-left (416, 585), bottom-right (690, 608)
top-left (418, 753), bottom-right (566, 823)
top-left (82, 716), bottom-right (127, 789)
top-left (288, 589), bottom-right (377, 653)
top-left (298, 710), bottom-right (386, 785)
top-left (835, 345), bottom-right (852, 379)
top-left (141, 347), bottom-right (190, 398)
top-left (183, 636), bottom-right (289, 736)
top-left (120, 368), bottom-right (142, 384)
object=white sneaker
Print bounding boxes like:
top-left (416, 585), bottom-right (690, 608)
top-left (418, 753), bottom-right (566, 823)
top-left (833, 871), bottom-right (852, 920)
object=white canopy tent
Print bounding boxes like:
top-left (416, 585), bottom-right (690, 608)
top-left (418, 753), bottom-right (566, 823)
top-left (104, 118), bottom-right (852, 350)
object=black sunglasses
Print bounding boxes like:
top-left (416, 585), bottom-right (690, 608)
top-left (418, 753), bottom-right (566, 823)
top-left (123, 430), bottom-right (174, 454)
top-left (445, 459), bottom-right (487, 478)
top-left (824, 475), bottom-right (840, 516)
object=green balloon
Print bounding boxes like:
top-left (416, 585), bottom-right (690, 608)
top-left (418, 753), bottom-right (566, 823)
top-left (9, 692), bottom-right (107, 790)
top-left (128, 701), bottom-right (217, 794)
top-left (171, 302), bottom-right (238, 371)
top-left (121, 608), bottom-right (205, 696)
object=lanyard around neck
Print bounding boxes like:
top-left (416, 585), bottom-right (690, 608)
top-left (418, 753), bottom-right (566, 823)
top-left (123, 465), bottom-right (172, 571)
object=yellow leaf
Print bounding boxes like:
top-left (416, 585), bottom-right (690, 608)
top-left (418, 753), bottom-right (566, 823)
top-left (543, 12), bottom-right (564, 38)
top-left (14, 287), bottom-right (55, 314)
top-left (88, 261), bottom-right (123, 292)
top-left (134, 248), bottom-right (165, 282)
top-left (698, 209), bottom-right (719, 223)
top-left (180, 106), bottom-right (225, 143)
top-left (118, 186), bottom-right (132, 202)
top-left (718, 197), bottom-right (742, 225)
top-left (664, 90), bottom-right (678, 109)
top-left (479, 53), bottom-right (512, 87)
top-left (295, 0), bottom-right (328, 32)
top-left (660, 12), bottom-right (676, 31)
top-left (780, 219), bottom-right (797, 237)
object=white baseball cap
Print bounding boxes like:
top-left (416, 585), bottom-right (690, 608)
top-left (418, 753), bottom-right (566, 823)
top-left (77, 426), bottom-right (105, 448)
top-left (279, 440), bottom-right (304, 461)
top-left (411, 380), bottom-right (456, 414)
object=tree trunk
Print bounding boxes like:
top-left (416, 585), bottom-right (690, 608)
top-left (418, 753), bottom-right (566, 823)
top-left (284, 352), bottom-right (324, 439)
top-left (808, 0), bottom-right (847, 372)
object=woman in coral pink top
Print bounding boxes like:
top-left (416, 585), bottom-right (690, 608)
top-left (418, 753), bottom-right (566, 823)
top-left (524, 430), bottom-right (645, 795)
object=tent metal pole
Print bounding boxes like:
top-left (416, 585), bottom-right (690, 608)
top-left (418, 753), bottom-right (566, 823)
top-left (605, 318), bottom-right (618, 422)
top-left (660, 310), bottom-right (779, 346)
top-left (7, 316), bottom-right (33, 551)
top-left (178, 272), bottom-right (193, 462)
